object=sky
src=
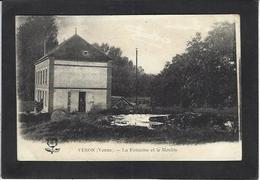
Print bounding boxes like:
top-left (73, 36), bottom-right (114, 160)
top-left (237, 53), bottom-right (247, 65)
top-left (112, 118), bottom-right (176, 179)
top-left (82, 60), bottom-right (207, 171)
top-left (17, 15), bottom-right (240, 74)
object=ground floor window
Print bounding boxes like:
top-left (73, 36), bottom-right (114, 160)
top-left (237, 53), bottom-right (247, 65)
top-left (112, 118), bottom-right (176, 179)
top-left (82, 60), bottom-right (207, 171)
top-left (36, 90), bottom-right (48, 108)
top-left (37, 90), bottom-right (39, 102)
top-left (44, 91), bottom-right (47, 107)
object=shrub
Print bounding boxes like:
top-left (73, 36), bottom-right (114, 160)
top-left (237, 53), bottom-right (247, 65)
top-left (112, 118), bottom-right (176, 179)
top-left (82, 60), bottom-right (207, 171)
top-left (19, 111), bottom-right (239, 143)
top-left (51, 109), bottom-right (67, 121)
top-left (19, 113), bottom-right (50, 124)
top-left (149, 106), bottom-right (185, 114)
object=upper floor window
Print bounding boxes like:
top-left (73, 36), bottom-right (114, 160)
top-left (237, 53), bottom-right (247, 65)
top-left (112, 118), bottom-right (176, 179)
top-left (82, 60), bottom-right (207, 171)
top-left (43, 70), bottom-right (45, 85)
top-left (45, 69), bottom-right (48, 84)
top-left (41, 71), bottom-right (43, 84)
top-left (40, 71), bottom-right (41, 84)
top-left (36, 68), bottom-right (48, 85)
top-left (38, 72), bottom-right (39, 84)
top-left (35, 71), bottom-right (38, 84)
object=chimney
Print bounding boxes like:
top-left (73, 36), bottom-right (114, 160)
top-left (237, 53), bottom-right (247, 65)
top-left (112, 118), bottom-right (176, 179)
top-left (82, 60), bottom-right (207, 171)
top-left (43, 39), bottom-right (46, 55)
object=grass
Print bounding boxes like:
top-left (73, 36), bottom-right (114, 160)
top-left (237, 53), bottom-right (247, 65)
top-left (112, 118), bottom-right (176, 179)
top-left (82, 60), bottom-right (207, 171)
top-left (18, 111), bottom-right (239, 144)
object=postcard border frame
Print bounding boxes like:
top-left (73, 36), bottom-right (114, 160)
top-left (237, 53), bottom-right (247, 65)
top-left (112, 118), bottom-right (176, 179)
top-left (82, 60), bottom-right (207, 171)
top-left (2, 0), bottom-right (258, 179)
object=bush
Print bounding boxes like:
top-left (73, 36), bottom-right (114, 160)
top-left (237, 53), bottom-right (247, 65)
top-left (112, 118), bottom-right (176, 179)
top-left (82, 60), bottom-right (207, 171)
top-left (149, 106), bottom-right (186, 114)
top-left (19, 113), bottom-right (50, 124)
top-left (98, 108), bottom-right (131, 115)
top-left (19, 111), bottom-right (239, 143)
top-left (51, 109), bottom-right (67, 121)
top-left (169, 111), bottom-right (238, 133)
top-left (134, 107), bottom-right (152, 114)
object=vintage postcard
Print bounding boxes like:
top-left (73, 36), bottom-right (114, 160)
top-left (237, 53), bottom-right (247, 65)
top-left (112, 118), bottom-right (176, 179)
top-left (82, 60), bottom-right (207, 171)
top-left (16, 15), bottom-right (241, 161)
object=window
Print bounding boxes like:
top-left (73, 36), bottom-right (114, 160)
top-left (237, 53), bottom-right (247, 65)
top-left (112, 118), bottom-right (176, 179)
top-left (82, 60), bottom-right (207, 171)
top-left (38, 90), bottom-right (40, 101)
top-left (44, 70), bottom-right (46, 84)
top-left (42, 70), bottom-right (44, 85)
top-left (40, 71), bottom-right (41, 84)
top-left (38, 71), bottom-right (39, 84)
top-left (82, 50), bottom-right (89, 56)
top-left (44, 69), bottom-right (46, 84)
top-left (42, 91), bottom-right (44, 104)
top-left (45, 69), bottom-right (48, 84)
top-left (39, 71), bottom-right (41, 84)
top-left (39, 90), bottom-right (40, 101)
top-left (35, 71), bottom-right (38, 84)
top-left (44, 91), bottom-right (46, 106)
top-left (41, 70), bottom-right (43, 85)
top-left (37, 71), bottom-right (39, 84)
top-left (68, 91), bottom-right (71, 112)
top-left (45, 91), bottom-right (47, 107)
top-left (41, 70), bottom-right (43, 84)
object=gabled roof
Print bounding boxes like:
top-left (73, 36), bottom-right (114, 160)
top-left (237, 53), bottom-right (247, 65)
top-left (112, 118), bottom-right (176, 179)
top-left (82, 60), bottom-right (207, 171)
top-left (36, 34), bottom-right (111, 64)
top-left (111, 96), bottom-right (134, 108)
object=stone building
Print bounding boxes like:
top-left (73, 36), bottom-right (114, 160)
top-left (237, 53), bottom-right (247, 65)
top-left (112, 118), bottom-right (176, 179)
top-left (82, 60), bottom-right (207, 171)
top-left (34, 33), bottom-right (112, 112)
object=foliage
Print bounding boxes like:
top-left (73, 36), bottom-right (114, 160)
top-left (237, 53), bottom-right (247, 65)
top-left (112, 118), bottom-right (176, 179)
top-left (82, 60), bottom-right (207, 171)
top-left (17, 16), bottom-right (58, 100)
top-left (19, 112), bottom-right (238, 143)
top-left (151, 22), bottom-right (237, 108)
top-left (170, 112), bottom-right (238, 132)
top-left (93, 43), bottom-right (154, 97)
top-left (17, 18), bottom-right (237, 111)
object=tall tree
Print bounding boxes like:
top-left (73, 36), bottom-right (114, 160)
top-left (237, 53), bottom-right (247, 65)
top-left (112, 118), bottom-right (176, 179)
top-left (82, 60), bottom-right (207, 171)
top-left (204, 22), bottom-right (237, 107)
top-left (93, 43), bottom-right (153, 97)
top-left (17, 16), bottom-right (58, 100)
top-left (151, 22), bottom-right (237, 108)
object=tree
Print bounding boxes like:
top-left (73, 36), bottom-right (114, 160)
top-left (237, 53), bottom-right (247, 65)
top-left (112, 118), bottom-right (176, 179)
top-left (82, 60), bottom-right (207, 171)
top-left (204, 22), bottom-right (237, 107)
top-left (151, 22), bottom-right (237, 108)
top-left (17, 16), bottom-right (58, 101)
top-left (93, 43), bottom-right (153, 97)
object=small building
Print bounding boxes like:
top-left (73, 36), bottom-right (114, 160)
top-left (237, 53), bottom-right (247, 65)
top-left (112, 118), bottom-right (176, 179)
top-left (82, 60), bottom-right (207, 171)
top-left (34, 33), bottom-right (112, 113)
top-left (127, 97), bottom-right (151, 108)
top-left (111, 96), bottom-right (134, 112)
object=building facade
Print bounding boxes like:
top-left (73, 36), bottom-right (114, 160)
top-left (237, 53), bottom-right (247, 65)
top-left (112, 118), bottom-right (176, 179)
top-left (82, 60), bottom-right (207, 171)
top-left (35, 33), bottom-right (112, 112)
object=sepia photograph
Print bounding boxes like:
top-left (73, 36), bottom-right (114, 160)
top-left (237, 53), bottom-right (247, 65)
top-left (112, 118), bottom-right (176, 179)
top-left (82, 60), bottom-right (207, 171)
top-left (16, 15), bottom-right (241, 161)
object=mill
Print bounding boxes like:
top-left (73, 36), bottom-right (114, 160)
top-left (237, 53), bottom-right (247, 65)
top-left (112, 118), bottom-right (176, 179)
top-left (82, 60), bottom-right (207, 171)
top-left (34, 32), bottom-right (112, 112)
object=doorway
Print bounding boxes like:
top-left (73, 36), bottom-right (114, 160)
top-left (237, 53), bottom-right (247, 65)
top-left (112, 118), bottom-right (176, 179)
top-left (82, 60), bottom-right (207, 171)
top-left (78, 92), bottom-right (86, 112)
